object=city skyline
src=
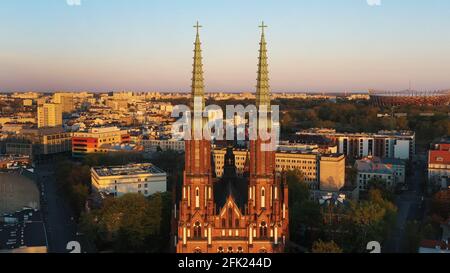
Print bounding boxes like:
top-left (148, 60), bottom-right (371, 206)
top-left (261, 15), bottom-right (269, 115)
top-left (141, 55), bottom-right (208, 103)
top-left (2, 0), bottom-right (450, 92)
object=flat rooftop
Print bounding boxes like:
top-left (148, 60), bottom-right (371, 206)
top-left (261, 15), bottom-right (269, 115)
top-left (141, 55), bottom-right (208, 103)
top-left (356, 159), bottom-right (394, 175)
top-left (93, 163), bottom-right (165, 177)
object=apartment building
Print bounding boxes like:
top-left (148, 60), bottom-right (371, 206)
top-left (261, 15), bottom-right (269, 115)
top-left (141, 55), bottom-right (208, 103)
top-left (37, 103), bottom-right (62, 128)
top-left (53, 93), bottom-right (75, 113)
top-left (297, 129), bottom-right (415, 160)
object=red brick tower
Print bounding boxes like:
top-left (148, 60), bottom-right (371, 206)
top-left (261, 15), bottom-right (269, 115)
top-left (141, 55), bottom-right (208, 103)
top-left (247, 22), bottom-right (289, 253)
top-left (176, 22), bottom-right (215, 253)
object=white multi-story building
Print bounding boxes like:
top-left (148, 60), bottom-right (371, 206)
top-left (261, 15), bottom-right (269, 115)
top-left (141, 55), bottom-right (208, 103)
top-left (297, 129), bottom-right (415, 160)
top-left (91, 163), bottom-right (167, 197)
top-left (355, 157), bottom-right (404, 191)
top-left (141, 139), bottom-right (185, 153)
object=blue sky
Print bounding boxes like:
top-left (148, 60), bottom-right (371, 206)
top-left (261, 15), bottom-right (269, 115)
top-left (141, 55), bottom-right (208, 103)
top-left (1, 0), bottom-right (450, 92)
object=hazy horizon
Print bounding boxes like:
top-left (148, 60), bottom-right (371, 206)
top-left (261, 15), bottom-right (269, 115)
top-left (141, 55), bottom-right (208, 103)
top-left (1, 0), bottom-right (450, 92)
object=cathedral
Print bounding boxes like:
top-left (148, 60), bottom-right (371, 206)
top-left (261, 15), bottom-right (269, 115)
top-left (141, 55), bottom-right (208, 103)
top-left (174, 22), bottom-right (289, 254)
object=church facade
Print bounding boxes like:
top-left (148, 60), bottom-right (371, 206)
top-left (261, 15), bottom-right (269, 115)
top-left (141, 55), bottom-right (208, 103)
top-left (174, 22), bottom-right (289, 254)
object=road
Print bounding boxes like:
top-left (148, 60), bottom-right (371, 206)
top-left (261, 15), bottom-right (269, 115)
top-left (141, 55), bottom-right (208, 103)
top-left (36, 164), bottom-right (79, 253)
top-left (384, 155), bottom-right (426, 253)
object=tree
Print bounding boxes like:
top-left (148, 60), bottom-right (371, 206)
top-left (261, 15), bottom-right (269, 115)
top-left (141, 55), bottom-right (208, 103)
top-left (343, 189), bottom-right (397, 252)
top-left (312, 240), bottom-right (343, 253)
top-left (286, 170), bottom-right (309, 203)
top-left (55, 160), bottom-right (91, 219)
top-left (83, 152), bottom-right (146, 167)
top-left (431, 189), bottom-right (450, 220)
top-left (80, 192), bottom-right (173, 253)
top-left (344, 201), bottom-right (385, 251)
top-left (286, 170), bottom-right (322, 247)
top-left (368, 177), bottom-right (394, 201)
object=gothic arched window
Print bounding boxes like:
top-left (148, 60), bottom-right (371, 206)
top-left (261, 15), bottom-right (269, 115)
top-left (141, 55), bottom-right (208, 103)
top-left (261, 187), bottom-right (266, 208)
top-left (194, 221), bottom-right (202, 239)
top-left (259, 221), bottom-right (268, 238)
top-left (195, 187), bottom-right (200, 208)
top-left (228, 207), bottom-right (233, 227)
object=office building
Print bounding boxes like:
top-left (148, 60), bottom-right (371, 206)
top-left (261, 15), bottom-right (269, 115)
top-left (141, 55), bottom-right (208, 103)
top-left (91, 163), bottom-right (167, 197)
top-left (72, 126), bottom-right (130, 157)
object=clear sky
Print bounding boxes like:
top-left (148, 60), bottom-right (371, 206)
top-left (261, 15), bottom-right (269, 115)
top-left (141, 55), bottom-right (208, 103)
top-left (1, 0), bottom-right (450, 93)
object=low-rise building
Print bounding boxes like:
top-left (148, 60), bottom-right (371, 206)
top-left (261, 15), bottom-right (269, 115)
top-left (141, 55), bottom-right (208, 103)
top-left (381, 157), bottom-right (406, 184)
top-left (3, 127), bottom-right (72, 157)
top-left (91, 163), bottom-right (167, 197)
top-left (428, 139), bottom-right (450, 189)
top-left (355, 157), bottom-right (401, 191)
top-left (142, 139), bottom-right (185, 153)
top-left (72, 126), bottom-right (130, 157)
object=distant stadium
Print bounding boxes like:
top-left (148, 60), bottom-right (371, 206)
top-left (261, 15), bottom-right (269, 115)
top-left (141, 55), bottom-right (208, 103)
top-left (369, 90), bottom-right (450, 107)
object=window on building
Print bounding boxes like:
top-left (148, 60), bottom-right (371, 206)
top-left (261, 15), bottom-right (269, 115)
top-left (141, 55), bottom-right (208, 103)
top-left (260, 222), bottom-right (268, 238)
top-left (194, 222), bottom-right (202, 239)
top-left (195, 187), bottom-right (200, 208)
top-left (261, 188), bottom-right (266, 208)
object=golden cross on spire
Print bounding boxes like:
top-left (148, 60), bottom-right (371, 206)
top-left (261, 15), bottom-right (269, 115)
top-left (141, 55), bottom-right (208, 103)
top-left (259, 21), bottom-right (268, 34)
top-left (194, 21), bottom-right (202, 34)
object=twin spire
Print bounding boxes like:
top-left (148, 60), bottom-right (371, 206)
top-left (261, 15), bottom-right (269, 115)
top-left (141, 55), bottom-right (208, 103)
top-left (256, 21), bottom-right (271, 108)
top-left (191, 21), bottom-right (205, 101)
top-left (191, 21), bottom-right (271, 107)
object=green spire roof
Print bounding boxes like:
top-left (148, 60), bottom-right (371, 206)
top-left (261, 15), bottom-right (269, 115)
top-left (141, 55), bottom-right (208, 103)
top-left (256, 21), bottom-right (271, 108)
top-left (191, 21), bottom-right (205, 102)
